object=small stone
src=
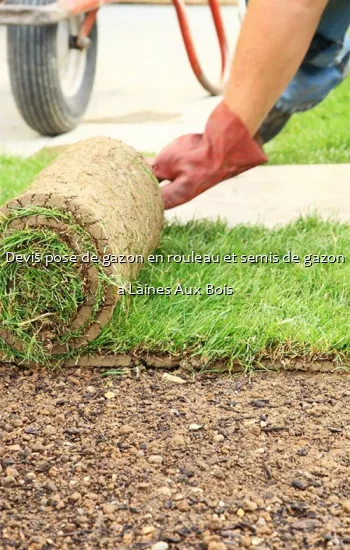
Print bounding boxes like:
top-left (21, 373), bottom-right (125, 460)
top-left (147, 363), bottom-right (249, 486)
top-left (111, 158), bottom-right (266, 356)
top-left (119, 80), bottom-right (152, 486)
top-left (5, 467), bottom-right (19, 478)
top-left (158, 486), bottom-right (172, 497)
top-left (45, 481), bottom-right (57, 493)
top-left (103, 503), bottom-right (116, 514)
top-left (291, 519), bottom-right (321, 530)
top-left (8, 444), bottom-right (21, 452)
top-left (43, 425), bottom-right (56, 436)
top-left (176, 500), bottom-right (190, 512)
top-left (11, 419), bottom-right (23, 428)
top-left (169, 434), bottom-right (186, 447)
top-left (163, 373), bottom-right (187, 384)
top-left (2, 476), bottom-right (15, 487)
top-left (297, 447), bottom-right (308, 456)
top-left (69, 492), bottom-right (81, 502)
top-left (148, 455), bottom-right (164, 465)
top-left (173, 493), bottom-right (184, 501)
top-left (208, 518), bottom-right (222, 530)
top-left (237, 508), bottom-right (245, 517)
top-left (342, 501), bottom-right (350, 514)
top-left (104, 392), bottom-right (116, 400)
top-left (86, 386), bottom-right (96, 394)
top-left (251, 537), bottom-right (264, 546)
top-left (189, 424), bottom-right (203, 431)
top-left (86, 492), bottom-right (99, 500)
top-left (291, 479), bottom-right (309, 490)
top-left (119, 425), bottom-right (134, 435)
top-left (151, 543), bottom-right (169, 550)
top-left (213, 434), bottom-right (225, 443)
top-left (242, 499), bottom-right (258, 512)
top-left (142, 525), bottom-right (156, 535)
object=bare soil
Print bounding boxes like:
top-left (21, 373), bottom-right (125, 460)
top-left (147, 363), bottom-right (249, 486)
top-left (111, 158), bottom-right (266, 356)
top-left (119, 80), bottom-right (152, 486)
top-left (0, 366), bottom-right (350, 550)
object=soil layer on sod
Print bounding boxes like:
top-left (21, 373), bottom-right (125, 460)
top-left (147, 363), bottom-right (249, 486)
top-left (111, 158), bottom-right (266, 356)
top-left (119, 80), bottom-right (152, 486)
top-left (0, 366), bottom-right (349, 549)
top-left (0, 138), bottom-right (163, 365)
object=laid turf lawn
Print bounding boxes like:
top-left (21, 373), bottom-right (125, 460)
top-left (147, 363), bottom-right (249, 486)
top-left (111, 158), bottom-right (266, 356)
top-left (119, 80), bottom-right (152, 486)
top-left (265, 78), bottom-right (350, 164)
top-left (94, 216), bottom-right (350, 368)
top-left (1, 77), bottom-right (350, 368)
top-left (1, 154), bottom-right (350, 368)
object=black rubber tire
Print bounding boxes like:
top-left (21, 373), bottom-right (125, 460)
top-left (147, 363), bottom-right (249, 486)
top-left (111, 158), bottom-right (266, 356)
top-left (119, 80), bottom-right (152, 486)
top-left (7, 0), bottom-right (97, 136)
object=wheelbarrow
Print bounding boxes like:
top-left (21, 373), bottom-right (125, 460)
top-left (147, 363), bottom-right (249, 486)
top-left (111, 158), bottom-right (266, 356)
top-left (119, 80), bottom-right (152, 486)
top-left (0, 0), bottom-right (229, 136)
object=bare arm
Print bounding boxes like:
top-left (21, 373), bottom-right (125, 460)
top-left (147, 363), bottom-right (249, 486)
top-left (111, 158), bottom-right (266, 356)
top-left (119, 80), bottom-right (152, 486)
top-left (224, 0), bottom-right (328, 136)
top-left (153, 0), bottom-right (330, 208)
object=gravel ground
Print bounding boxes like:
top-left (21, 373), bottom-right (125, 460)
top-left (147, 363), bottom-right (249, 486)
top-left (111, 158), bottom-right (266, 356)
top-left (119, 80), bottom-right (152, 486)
top-left (0, 366), bottom-right (350, 550)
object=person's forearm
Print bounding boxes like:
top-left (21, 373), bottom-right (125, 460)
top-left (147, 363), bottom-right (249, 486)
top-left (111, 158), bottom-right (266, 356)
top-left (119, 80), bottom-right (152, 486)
top-left (224, 0), bottom-right (328, 136)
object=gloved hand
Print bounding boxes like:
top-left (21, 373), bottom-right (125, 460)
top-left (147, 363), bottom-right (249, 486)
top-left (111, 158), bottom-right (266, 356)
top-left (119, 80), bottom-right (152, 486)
top-left (152, 101), bottom-right (268, 209)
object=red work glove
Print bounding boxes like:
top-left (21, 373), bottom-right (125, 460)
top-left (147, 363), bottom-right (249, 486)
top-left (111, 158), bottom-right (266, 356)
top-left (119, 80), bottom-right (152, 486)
top-left (152, 101), bottom-right (268, 210)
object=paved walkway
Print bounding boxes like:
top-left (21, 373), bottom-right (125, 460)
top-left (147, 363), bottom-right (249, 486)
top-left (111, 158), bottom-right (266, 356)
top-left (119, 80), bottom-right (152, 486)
top-left (165, 164), bottom-right (350, 227)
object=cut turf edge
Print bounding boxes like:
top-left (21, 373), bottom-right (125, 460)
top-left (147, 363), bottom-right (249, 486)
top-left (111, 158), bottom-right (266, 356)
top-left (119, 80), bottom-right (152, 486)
top-left (1, 351), bottom-right (349, 374)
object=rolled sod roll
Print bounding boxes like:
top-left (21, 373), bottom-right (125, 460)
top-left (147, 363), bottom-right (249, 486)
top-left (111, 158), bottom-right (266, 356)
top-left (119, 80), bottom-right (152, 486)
top-left (0, 138), bottom-right (163, 364)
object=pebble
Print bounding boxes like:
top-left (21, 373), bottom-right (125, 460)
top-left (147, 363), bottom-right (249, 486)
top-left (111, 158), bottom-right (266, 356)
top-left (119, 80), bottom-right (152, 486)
top-left (291, 479), bottom-right (309, 490)
top-left (291, 519), bottom-right (321, 530)
top-left (2, 476), bottom-right (16, 487)
top-left (242, 499), bottom-right (258, 512)
top-left (208, 518), bottom-right (222, 530)
top-left (142, 525), bottom-right (156, 535)
top-left (163, 373), bottom-right (187, 385)
top-left (189, 424), bottom-right (203, 431)
top-left (119, 425), bottom-right (134, 435)
top-left (176, 501), bottom-right (190, 512)
top-left (251, 537), bottom-right (265, 546)
top-left (104, 392), bottom-right (116, 400)
top-left (342, 501), bottom-right (350, 514)
top-left (169, 434), bottom-right (186, 447)
top-left (213, 434), bottom-right (225, 443)
top-left (5, 467), bottom-right (19, 478)
top-left (103, 503), bottom-right (116, 514)
top-left (151, 542), bottom-right (168, 550)
top-left (158, 486), bottom-right (172, 497)
top-left (69, 492), bottom-right (81, 502)
top-left (148, 455), bottom-right (164, 465)
top-left (213, 469), bottom-right (225, 480)
top-left (43, 425), bottom-right (56, 436)
top-left (45, 481), bottom-right (57, 493)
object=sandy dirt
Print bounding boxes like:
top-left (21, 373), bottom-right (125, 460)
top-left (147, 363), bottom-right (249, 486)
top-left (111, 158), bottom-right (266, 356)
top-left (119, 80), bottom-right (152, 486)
top-left (0, 366), bottom-right (349, 549)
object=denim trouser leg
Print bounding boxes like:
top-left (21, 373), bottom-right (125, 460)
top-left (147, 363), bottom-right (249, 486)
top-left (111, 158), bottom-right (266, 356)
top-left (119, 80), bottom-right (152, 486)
top-left (260, 0), bottom-right (350, 143)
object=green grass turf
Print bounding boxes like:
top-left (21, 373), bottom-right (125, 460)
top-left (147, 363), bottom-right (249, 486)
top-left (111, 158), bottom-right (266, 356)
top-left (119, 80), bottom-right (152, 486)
top-left (0, 206), bottom-right (112, 363)
top-left (91, 216), bottom-right (350, 368)
top-left (1, 78), bottom-right (350, 368)
top-left (1, 155), bottom-right (350, 368)
top-left (265, 78), bottom-right (350, 164)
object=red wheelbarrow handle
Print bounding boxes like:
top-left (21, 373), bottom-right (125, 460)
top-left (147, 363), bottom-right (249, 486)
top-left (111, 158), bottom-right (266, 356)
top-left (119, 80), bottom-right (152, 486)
top-left (172, 0), bottom-right (229, 96)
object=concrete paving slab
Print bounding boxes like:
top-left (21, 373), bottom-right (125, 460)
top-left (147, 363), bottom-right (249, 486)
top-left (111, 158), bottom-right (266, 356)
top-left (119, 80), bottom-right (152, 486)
top-left (165, 164), bottom-right (350, 227)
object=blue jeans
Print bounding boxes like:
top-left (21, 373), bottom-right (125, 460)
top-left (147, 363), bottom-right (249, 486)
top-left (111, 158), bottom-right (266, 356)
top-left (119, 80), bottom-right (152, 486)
top-left (259, 0), bottom-right (350, 143)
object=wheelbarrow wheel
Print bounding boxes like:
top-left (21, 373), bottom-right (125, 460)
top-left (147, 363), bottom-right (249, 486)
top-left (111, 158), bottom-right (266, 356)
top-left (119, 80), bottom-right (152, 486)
top-left (7, 0), bottom-right (97, 136)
